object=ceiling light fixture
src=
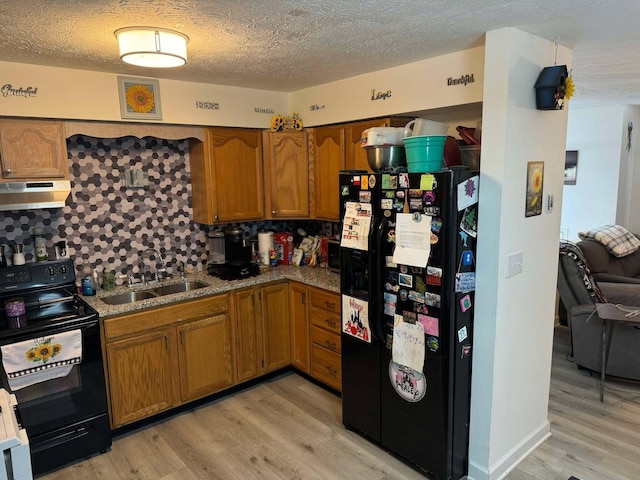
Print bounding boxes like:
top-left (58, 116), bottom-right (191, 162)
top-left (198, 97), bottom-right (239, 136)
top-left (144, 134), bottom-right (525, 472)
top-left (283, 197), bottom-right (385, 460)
top-left (115, 27), bottom-right (189, 68)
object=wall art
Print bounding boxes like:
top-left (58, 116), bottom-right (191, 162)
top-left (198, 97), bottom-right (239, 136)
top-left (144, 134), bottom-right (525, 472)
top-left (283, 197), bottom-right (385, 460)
top-left (118, 76), bottom-right (162, 120)
top-left (564, 150), bottom-right (578, 185)
top-left (525, 161), bottom-right (544, 217)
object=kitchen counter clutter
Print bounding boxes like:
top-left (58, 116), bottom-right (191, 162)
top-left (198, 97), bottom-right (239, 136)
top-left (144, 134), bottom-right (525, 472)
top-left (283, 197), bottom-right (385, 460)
top-left (84, 265), bottom-right (339, 318)
top-left (94, 265), bottom-right (340, 429)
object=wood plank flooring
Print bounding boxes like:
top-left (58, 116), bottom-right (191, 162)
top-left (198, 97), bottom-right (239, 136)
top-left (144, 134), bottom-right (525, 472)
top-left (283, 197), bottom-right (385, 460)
top-left (40, 326), bottom-right (640, 479)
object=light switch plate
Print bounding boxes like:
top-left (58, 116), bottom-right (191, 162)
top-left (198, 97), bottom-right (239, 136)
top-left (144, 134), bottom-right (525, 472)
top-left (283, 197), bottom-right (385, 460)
top-left (506, 251), bottom-right (523, 278)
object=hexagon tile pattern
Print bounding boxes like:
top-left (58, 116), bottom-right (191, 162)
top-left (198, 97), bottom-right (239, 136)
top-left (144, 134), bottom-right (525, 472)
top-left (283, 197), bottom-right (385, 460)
top-left (0, 135), bottom-right (207, 283)
top-left (0, 135), bottom-right (338, 285)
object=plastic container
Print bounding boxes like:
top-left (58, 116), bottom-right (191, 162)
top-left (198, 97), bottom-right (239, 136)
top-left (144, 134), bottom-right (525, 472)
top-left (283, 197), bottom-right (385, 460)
top-left (459, 145), bottom-right (481, 169)
top-left (33, 227), bottom-right (48, 262)
top-left (80, 260), bottom-right (96, 296)
top-left (403, 135), bottom-right (447, 172)
top-left (360, 127), bottom-right (404, 147)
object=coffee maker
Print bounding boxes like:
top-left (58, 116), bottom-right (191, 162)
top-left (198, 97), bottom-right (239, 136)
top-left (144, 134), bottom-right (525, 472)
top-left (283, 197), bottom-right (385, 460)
top-left (208, 226), bottom-right (259, 280)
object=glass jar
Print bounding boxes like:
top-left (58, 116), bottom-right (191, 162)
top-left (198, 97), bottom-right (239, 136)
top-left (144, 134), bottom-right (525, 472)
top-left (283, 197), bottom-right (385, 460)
top-left (33, 227), bottom-right (48, 262)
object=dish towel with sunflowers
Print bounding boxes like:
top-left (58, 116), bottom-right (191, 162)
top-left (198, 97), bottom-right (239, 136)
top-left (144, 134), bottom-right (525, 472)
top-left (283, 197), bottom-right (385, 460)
top-left (1, 329), bottom-right (82, 391)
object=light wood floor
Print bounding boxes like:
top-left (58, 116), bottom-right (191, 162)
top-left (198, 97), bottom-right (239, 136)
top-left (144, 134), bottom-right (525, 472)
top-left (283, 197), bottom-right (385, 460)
top-left (40, 326), bottom-right (640, 480)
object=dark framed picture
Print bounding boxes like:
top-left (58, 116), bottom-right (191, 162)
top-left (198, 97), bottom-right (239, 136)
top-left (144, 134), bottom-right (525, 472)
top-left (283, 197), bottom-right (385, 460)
top-left (117, 76), bottom-right (162, 120)
top-left (564, 150), bottom-right (578, 185)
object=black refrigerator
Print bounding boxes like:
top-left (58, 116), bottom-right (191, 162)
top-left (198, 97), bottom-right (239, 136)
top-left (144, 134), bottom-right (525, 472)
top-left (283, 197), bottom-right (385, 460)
top-left (339, 168), bottom-right (479, 480)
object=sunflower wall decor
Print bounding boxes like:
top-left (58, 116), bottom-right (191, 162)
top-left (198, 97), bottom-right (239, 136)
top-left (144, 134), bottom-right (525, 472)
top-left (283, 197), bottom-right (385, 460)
top-left (270, 112), bottom-right (303, 132)
top-left (118, 76), bottom-right (162, 120)
top-left (525, 161), bottom-right (544, 217)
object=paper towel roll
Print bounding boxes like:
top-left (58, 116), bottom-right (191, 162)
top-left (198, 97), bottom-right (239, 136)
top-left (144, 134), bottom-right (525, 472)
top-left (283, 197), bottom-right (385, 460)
top-left (258, 231), bottom-right (274, 253)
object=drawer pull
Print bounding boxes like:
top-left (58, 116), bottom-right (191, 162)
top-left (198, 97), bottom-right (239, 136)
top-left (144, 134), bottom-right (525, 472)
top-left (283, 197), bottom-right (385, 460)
top-left (325, 301), bottom-right (336, 309)
top-left (325, 318), bottom-right (336, 327)
top-left (324, 340), bottom-right (337, 351)
top-left (326, 366), bottom-right (338, 376)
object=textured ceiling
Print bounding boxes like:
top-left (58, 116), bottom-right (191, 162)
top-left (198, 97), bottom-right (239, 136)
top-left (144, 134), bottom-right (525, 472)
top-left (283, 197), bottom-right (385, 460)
top-left (1, 0), bottom-right (639, 107)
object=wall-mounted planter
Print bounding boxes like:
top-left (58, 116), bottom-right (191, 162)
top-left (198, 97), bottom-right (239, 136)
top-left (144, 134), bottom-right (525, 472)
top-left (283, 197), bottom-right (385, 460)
top-left (534, 65), bottom-right (569, 110)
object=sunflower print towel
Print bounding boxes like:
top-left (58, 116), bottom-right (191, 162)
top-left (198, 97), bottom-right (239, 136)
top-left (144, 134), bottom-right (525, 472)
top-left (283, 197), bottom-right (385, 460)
top-left (1, 329), bottom-right (82, 391)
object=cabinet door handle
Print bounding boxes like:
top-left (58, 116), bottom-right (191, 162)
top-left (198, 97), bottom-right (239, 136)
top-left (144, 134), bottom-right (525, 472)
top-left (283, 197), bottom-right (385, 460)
top-left (325, 301), bottom-right (336, 309)
top-left (4, 169), bottom-right (11, 175)
top-left (214, 215), bottom-right (219, 220)
top-left (326, 366), bottom-right (337, 376)
top-left (302, 293), bottom-right (306, 305)
top-left (272, 210), bottom-right (276, 215)
top-left (180, 331), bottom-right (184, 344)
top-left (165, 335), bottom-right (170, 349)
top-left (326, 318), bottom-right (336, 327)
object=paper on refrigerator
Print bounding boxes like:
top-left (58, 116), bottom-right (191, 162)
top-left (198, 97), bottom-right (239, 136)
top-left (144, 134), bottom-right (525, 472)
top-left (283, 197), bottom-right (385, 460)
top-left (340, 201), bottom-right (372, 251)
top-left (392, 213), bottom-right (432, 267)
top-left (392, 315), bottom-right (425, 373)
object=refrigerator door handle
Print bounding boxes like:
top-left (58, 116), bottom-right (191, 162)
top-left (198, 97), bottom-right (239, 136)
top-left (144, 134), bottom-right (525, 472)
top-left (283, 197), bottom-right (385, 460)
top-left (372, 216), bottom-right (388, 342)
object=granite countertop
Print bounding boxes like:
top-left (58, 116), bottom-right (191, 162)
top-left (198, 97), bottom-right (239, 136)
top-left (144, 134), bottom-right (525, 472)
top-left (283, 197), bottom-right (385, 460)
top-left (82, 266), bottom-right (340, 319)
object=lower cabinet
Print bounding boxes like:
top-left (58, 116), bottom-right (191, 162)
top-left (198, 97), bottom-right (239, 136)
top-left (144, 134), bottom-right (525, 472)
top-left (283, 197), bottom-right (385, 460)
top-left (232, 281), bottom-right (290, 383)
top-left (103, 294), bottom-right (233, 428)
top-left (289, 283), bottom-right (342, 391)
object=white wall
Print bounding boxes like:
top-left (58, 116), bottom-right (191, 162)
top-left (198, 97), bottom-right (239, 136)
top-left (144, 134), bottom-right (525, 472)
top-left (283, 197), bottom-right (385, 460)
top-left (618, 106), bottom-right (640, 232)
top-left (468, 28), bottom-right (570, 480)
top-left (562, 105), bottom-right (627, 240)
top-left (1, 61), bottom-right (288, 128)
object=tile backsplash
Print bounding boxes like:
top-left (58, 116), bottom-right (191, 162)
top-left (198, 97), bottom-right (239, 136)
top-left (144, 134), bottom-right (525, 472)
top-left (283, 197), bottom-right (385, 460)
top-left (0, 135), bottom-right (336, 285)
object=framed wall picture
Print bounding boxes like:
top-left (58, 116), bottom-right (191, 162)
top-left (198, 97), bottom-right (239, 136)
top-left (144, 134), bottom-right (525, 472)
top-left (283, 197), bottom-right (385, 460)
top-left (525, 161), bottom-right (544, 217)
top-left (117, 76), bottom-right (162, 120)
top-left (564, 150), bottom-right (578, 185)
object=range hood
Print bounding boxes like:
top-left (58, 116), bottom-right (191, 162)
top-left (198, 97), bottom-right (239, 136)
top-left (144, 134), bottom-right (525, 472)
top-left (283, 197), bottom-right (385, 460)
top-left (0, 181), bottom-right (71, 211)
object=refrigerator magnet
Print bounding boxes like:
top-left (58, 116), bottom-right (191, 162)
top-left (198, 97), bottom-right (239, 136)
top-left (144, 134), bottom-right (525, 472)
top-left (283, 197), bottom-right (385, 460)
top-left (431, 217), bottom-right (443, 233)
top-left (422, 190), bottom-right (435, 204)
top-left (368, 175), bottom-right (376, 188)
top-left (341, 185), bottom-right (350, 195)
top-left (457, 326), bottom-right (468, 343)
top-left (460, 206), bottom-right (478, 238)
top-left (457, 175), bottom-right (479, 211)
top-left (461, 250), bottom-right (474, 266)
top-left (460, 231), bottom-right (470, 247)
top-left (399, 273), bottom-right (413, 287)
top-left (427, 336), bottom-right (439, 352)
top-left (409, 189), bottom-right (422, 198)
top-left (399, 173), bottom-right (409, 188)
top-left (381, 198), bottom-right (393, 210)
top-left (420, 174), bottom-right (436, 190)
top-left (381, 175), bottom-right (391, 189)
top-left (426, 266), bottom-right (442, 277)
top-left (418, 314), bottom-right (439, 337)
top-left (460, 294), bottom-right (472, 312)
top-left (361, 175), bottom-right (369, 189)
top-left (455, 272), bottom-right (476, 292)
top-left (424, 292), bottom-right (441, 307)
top-left (342, 295), bottom-right (371, 343)
top-left (426, 275), bottom-right (441, 286)
top-left (359, 191), bottom-right (372, 203)
top-left (408, 290), bottom-right (424, 303)
top-left (389, 361), bottom-right (426, 403)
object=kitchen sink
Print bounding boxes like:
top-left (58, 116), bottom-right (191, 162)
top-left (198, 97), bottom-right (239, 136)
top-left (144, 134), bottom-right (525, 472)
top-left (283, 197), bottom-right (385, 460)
top-left (151, 280), bottom-right (209, 296)
top-left (100, 290), bottom-right (157, 305)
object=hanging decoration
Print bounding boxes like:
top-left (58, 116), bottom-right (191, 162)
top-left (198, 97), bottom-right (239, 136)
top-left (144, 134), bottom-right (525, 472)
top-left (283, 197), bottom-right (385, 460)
top-left (270, 112), bottom-right (303, 132)
top-left (533, 37), bottom-right (574, 110)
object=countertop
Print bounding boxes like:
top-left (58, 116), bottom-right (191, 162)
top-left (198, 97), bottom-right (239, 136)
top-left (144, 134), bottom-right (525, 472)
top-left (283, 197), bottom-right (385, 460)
top-left (81, 266), bottom-right (340, 319)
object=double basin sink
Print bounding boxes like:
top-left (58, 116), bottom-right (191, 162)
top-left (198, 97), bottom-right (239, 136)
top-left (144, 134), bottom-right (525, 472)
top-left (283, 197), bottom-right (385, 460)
top-left (100, 280), bottom-right (209, 306)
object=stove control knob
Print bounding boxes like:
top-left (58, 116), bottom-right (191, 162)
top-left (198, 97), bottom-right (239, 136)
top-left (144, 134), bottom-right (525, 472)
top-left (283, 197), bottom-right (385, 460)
top-left (47, 266), bottom-right (56, 276)
top-left (60, 265), bottom-right (68, 274)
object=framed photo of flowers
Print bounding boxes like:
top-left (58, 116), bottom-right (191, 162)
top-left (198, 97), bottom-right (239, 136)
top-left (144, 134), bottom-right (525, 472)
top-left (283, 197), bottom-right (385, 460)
top-left (117, 76), bottom-right (162, 120)
top-left (525, 161), bottom-right (544, 217)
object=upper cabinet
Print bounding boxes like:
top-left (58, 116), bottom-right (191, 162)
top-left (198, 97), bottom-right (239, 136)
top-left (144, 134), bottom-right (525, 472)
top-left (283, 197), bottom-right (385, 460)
top-left (262, 131), bottom-right (309, 219)
top-left (310, 126), bottom-right (345, 221)
top-left (0, 119), bottom-right (69, 181)
top-left (190, 127), bottom-right (264, 224)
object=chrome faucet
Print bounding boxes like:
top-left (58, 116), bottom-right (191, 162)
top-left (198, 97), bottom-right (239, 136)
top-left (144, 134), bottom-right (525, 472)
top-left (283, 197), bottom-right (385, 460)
top-left (140, 247), bottom-right (166, 285)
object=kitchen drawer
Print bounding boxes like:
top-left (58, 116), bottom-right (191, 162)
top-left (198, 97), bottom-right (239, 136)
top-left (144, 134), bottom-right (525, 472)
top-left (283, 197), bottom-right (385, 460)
top-left (311, 325), bottom-right (341, 354)
top-left (309, 288), bottom-right (340, 315)
top-left (311, 345), bottom-right (341, 391)
top-left (310, 307), bottom-right (341, 334)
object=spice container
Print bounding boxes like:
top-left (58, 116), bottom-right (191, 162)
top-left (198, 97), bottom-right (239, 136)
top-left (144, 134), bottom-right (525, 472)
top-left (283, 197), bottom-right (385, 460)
top-left (102, 270), bottom-right (116, 291)
top-left (34, 227), bottom-right (48, 262)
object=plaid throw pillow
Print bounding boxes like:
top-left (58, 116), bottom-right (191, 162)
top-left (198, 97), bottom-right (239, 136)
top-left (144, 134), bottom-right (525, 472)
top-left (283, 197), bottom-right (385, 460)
top-left (578, 224), bottom-right (640, 258)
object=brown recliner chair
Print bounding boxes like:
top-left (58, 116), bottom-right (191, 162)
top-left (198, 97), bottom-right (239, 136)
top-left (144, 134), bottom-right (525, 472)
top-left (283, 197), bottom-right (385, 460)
top-left (558, 242), bottom-right (640, 381)
top-left (577, 237), bottom-right (640, 284)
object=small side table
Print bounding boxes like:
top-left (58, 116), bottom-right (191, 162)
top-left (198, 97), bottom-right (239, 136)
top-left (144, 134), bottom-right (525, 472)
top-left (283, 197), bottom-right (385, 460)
top-left (594, 303), bottom-right (640, 401)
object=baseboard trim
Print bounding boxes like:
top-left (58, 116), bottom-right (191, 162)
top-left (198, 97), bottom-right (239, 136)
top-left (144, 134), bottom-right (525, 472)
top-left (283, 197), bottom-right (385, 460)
top-left (467, 420), bottom-right (551, 480)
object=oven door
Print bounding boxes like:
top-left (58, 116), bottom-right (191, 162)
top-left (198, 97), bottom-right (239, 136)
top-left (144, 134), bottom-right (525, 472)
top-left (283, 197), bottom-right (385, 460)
top-left (0, 316), bottom-right (111, 474)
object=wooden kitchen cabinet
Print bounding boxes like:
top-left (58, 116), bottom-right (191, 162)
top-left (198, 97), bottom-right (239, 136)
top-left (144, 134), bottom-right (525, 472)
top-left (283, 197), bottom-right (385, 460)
top-left (189, 127), bottom-right (264, 224)
top-left (289, 282), bottom-right (310, 373)
top-left (0, 119), bottom-right (69, 181)
top-left (233, 282), bottom-right (290, 383)
top-left (310, 126), bottom-right (345, 221)
top-left (309, 287), bottom-right (342, 391)
top-left (263, 131), bottom-right (309, 219)
top-left (103, 294), bottom-right (233, 428)
top-left (105, 327), bottom-right (179, 428)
